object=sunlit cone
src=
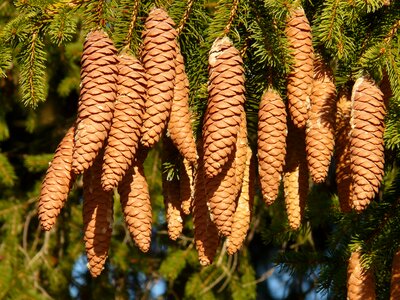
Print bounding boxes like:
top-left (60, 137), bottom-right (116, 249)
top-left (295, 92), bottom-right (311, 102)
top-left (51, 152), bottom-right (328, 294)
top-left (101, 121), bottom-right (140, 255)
top-left (38, 126), bottom-right (76, 231)
top-left (335, 90), bottom-right (352, 212)
top-left (168, 47), bottom-right (197, 164)
top-left (140, 8), bottom-right (178, 148)
top-left (285, 7), bottom-right (314, 128)
top-left (203, 37), bottom-right (245, 177)
top-left (180, 158), bottom-right (194, 215)
top-left (350, 77), bottom-right (386, 211)
top-left (258, 88), bottom-right (287, 205)
top-left (73, 30), bottom-right (118, 174)
top-left (347, 250), bottom-right (376, 300)
top-left (83, 152), bottom-right (113, 277)
top-left (234, 109), bottom-right (248, 197)
top-left (306, 57), bottom-right (336, 183)
top-left (227, 145), bottom-right (253, 255)
top-left (118, 156), bottom-right (152, 252)
top-left (102, 53), bottom-right (146, 191)
top-left (390, 248), bottom-right (400, 299)
top-left (283, 122), bottom-right (308, 230)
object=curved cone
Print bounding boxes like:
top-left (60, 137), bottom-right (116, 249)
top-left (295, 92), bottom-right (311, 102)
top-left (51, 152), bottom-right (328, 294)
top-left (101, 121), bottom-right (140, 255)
top-left (390, 249), bottom-right (400, 299)
top-left (180, 158), bottom-right (194, 215)
top-left (347, 250), bottom-right (376, 300)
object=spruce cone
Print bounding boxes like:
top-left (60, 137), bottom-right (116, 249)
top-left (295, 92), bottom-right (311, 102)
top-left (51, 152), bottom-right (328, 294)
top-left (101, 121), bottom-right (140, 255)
top-left (350, 77), bottom-right (386, 211)
top-left (140, 8), bottom-right (178, 148)
top-left (203, 37), bottom-right (245, 177)
top-left (168, 47), bottom-right (197, 164)
top-left (193, 143), bottom-right (219, 265)
top-left (306, 57), bottom-right (336, 183)
top-left (180, 158), bottom-right (194, 215)
top-left (38, 126), bottom-right (76, 231)
top-left (285, 7), bottom-right (314, 128)
top-left (347, 250), bottom-right (376, 300)
top-left (102, 53), bottom-right (146, 191)
top-left (234, 110), bottom-right (249, 197)
top-left (118, 160), bottom-right (152, 252)
top-left (390, 249), bottom-right (400, 299)
top-left (83, 152), bottom-right (113, 277)
top-left (335, 91), bottom-right (352, 212)
top-left (73, 30), bottom-right (118, 174)
top-left (258, 88), bottom-right (287, 205)
top-left (283, 123), bottom-right (308, 230)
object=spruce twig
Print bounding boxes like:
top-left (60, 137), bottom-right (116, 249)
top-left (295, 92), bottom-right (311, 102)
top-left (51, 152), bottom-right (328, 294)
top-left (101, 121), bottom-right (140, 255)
top-left (124, 0), bottom-right (140, 49)
top-left (224, 0), bottom-right (240, 34)
top-left (176, 0), bottom-right (195, 35)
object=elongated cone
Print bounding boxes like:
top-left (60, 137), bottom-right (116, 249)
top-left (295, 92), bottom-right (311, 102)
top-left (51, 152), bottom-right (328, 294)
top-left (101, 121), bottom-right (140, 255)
top-left (350, 77), bottom-right (386, 211)
top-left (203, 37), bottom-right (245, 177)
top-left (335, 91), bottom-right (352, 212)
top-left (258, 88), bottom-right (287, 205)
top-left (140, 8), bottom-right (178, 148)
top-left (73, 30), bottom-right (118, 174)
top-left (38, 126), bottom-right (76, 231)
top-left (306, 57), bottom-right (336, 183)
top-left (102, 53), bottom-right (146, 191)
top-left (168, 47), bottom-right (197, 164)
top-left (227, 145), bottom-right (253, 255)
top-left (180, 158), bottom-right (194, 215)
top-left (83, 152), bottom-right (113, 277)
top-left (390, 249), bottom-right (400, 299)
top-left (118, 156), bottom-right (152, 252)
top-left (285, 7), bottom-right (314, 128)
top-left (234, 109), bottom-right (248, 196)
top-left (347, 250), bottom-right (376, 300)
top-left (283, 122), bottom-right (308, 230)
top-left (193, 142), bottom-right (219, 265)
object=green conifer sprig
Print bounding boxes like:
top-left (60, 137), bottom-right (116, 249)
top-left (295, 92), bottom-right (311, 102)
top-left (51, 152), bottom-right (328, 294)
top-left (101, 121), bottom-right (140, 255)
top-left (0, 153), bottom-right (16, 187)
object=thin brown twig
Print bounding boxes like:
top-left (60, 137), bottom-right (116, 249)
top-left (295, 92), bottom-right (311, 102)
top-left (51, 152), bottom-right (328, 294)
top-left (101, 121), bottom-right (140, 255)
top-left (223, 0), bottom-right (240, 35)
top-left (176, 0), bottom-right (195, 36)
top-left (124, 0), bottom-right (141, 49)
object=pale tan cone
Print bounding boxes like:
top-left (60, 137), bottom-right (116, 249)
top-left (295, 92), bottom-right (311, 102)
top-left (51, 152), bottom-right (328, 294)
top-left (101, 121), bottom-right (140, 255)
top-left (258, 88), bottom-right (287, 205)
top-left (227, 145), bottom-right (253, 255)
top-left (140, 8), bottom-right (178, 148)
top-left (168, 47), bottom-right (197, 164)
top-left (180, 158), bottom-right (194, 215)
top-left (306, 57), bottom-right (336, 183)
top-left (118, 154), bottom-right (152, 252)
top-left (283, 121), bottom-right (308, 230)
top-left (234, 109), bottom-right (249, 196)
top-left (193, 142), bottom-right (219, 265)
top-left (350, 77), bottom-right (386, 211)
top-left (335, 91), bottom-right (352, 212)
top-left (390, 249), bottom-right (400, 299)
top-left (101, 53), bottom-right (146, 192)
top-left (38, 126), bottom-right (76, 231)
top-left (347, 250), bottom-right (376, 300)
top-left (285, 7), bottom-right (314, 129)
top-left (73, 30), bottom-right (118, 174)
top-left (83, 152), bottom-right (113, 277)
top-left (203, 37), bottom-right (246, 178)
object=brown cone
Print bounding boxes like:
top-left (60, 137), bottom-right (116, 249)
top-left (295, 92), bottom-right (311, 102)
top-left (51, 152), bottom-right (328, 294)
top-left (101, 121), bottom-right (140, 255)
top-left (193, 142), bottom-right (219, 265)
top-left (350, 77), bottom-right (386, 211)
top-left (102, 53), bottom-right (146, 191)
top-left (73, 30), bottom-right (118, 174)
top-left (306, 57), bottom-right (336, 183)
top-left (347, 250), bottom-right (376, 300)
top-left (335, 90), bottom-right (352, 212)
top-left (390, 249), bottom-right (400, 299)
top-left (285, 7), bottom-right (314, 128)
top-left (168, 47), bottom-right (197, 164)
top-left (180, 158), bottom-right (194, 215)
top-left (258, 88), bottom-right (287, 205)
top-left (203, 37), bottom-right (246, 178)
top-left (283, 122), bottom-right (308, 230)
top-left (234, 109), bottom-right (249, 197)
top-left (118, 158), bottom-right (152, 252)
top-left (83, 152), bottom-right (113, 277)
top-left (38, 126), bottom-right (76, 231)
top-left (140, 8), bottom-right (178, 148)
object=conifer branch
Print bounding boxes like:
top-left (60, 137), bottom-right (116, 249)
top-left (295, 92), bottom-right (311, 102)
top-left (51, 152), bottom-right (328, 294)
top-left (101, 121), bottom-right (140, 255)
top-left (124, 0), bottom-right (140, 49)
top-left (384, 19), bottom-right (400, 44)
top-left (96, 0), bottom-right (106, 27)
top-left (176, 0), bottom-right (195, 35)
top-left (224, 0), bottom-right (240, 34)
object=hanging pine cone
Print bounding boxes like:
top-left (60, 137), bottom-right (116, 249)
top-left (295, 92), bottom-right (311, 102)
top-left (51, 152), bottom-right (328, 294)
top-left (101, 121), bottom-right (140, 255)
top-left (285, 7), bottom-right (314, 129)
top-left (83, 152), bottom-right (113, 277)
top-left (347, 250), bottom-right (376, 300)
top-left (180, 158), bottom-right (194, 215)
top-left (140, 8), bottom-right (178, 148)
top-left (258, 88), bottom-right (287, 205)
top-left (203, 37), bottom-right (245, 178)
top-left (38, 126), bottom-right (76, 231)
top-left (390, 249), bottom-right (400, 299)
top-left (350, 77), bottom-right (386, 211)
top-left (234, 110), bottom-right (249, 197)
top-left (167, 47), bottom-right (197, 164)
top-left (101, 53), bottom-right (146, 191)
top-left (73, 30), bottom-right (118, 174)
top-left (306, 57), bottom-right (336, 183)
top-left (335, 90), bottom-right (352, 212)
